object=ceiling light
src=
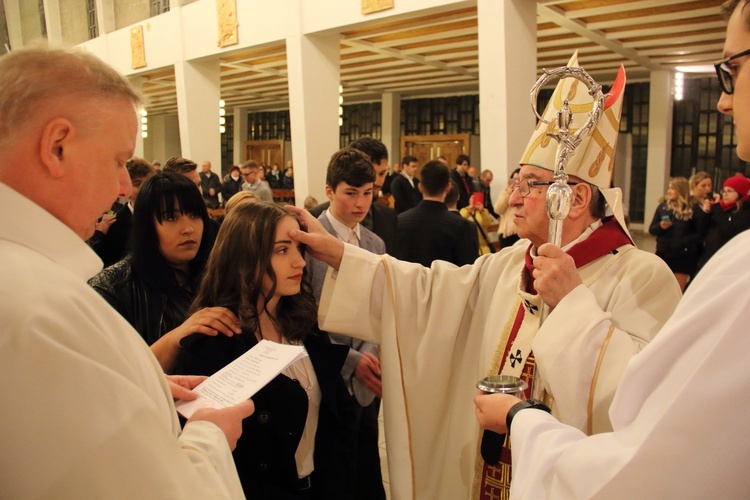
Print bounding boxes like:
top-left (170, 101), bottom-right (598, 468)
top-left (675, 65), bottom-right (714, 74)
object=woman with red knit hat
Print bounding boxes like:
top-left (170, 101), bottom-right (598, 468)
top-left (696, 174), bottom-right (750, 272)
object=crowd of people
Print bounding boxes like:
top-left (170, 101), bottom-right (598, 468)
top-left (649, 171), bottom-right (750, 291)
top-left (4, 0), bottom-right (750, 498)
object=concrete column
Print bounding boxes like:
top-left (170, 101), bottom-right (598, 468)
top-left (644, 70), bottom-right (674, 227)
top-left (145, 114), bottom-right (165, 163)
top-left (286, 33), bottom-right (340, 206)
top-left (4, 0), bottom-right (23, 50)
top-left (147, 114), bottom-right (182, 163)
top-left (233, 106), bottom-right (249, 165)
top-left (382, 92), bottom-right (401, 162)
top-left (129, 76), bottom-right (145, 158)
top-left (41, 0), bottom-right (63, 44)
top-left (174, 58), bottom-right (222, 166)
top-left (94, 0), bottom-right (115, 35)
top-left (477, 0), bottom-right (536, 206)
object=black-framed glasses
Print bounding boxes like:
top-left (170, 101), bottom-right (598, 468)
top-left (513, 179), bottom-right (579, 198)
top-left (714, 47), bottom-right (750, 95)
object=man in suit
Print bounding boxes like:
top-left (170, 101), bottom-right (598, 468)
top-left (445, 180), bottom-right (462, 216)
top-left (390, 155), bottom-right (422, 214)
top-left (89, 157), bottom-right (154, 267)
top-left (163, 156), bottom-right (201, 189)
top-left (199, 160), bottom-right (222, 208)
top-left (306, 147), bottom-right (386, 500)
top-left (309, 137), bottom-right (398, 254)
top-left (451, 154), bottom-right (474, 209)
top-left (476, 169), bottom-right (499, 218)
top-left (397, 160), bottom-right (479, 267)
top-left (240, 160), bottom-right (273, 202)
top-left (381, 162), bottom-right (400, 196)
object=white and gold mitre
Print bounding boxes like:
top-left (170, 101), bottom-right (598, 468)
top-left (519, 51), bottom-right (626, 187)
top-left (520, 52), bottom-right (632, 241)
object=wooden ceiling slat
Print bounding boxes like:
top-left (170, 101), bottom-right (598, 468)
top-left (341, 61), bottom-right (417, 73)
top-left (365, 28), bottom-right (479, 51)
top-left (138, 2), bottom-right (725, 115)
top-left (638, 43), bottom-right (724, 56)
top-left (420, 46), bottom-right (479, 57)
top-left (221, 45), bottom-right (286, 63)
top-left (624, 35), bottom-right (726, 49)
top-left (235, 54), bottom-right (286, 66)
top-left (538, 32), bottom-right (583, 43)
top-left (603, 14), bottom-right (723, 33)
top-left (341, 57), bottom-right (403, 70)
top-left (361, 19), bottom-right (477, 44)
top-left (341, 7), bottom-right (476, 39)
top-left (394, 34), bottom-right (477, 51)
top-left (581, 0), bottom-right (724, 24)
top-left (561, 0), bottom-right (708, 18)
top-left (619, 27), bottom-right (725, 43)
top-left (555, 0), bottom-right (655, 12)
top-left (342, 62), bottom-right (415, 77)
top-left (341, 50), bottom-right (380, 61)
top-left (142, 68), bottom-right (175, 80)
top-left (537, 41), bottom-right (598, 54)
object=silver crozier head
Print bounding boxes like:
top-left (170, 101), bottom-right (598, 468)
top-left (529, 62), bottom-right (606, 246)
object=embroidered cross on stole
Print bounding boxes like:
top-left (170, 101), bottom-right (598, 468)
top-left (472, 264), bottom-right (540, 500)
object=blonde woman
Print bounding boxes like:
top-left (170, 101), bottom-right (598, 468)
top-left (648, 177), bottom-right (700, 291)
top-left (689, 171), bottom-right (715, 205)
top-left (225, 190), bottom-right (260, 214)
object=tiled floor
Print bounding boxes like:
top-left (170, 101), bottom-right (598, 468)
top-left (376, 229), bottom-right (657, 498)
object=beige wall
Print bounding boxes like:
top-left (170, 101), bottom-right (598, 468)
top-left (60, 0), bottom-right (89, 45)
top-left (19, 0), bottom-right (43, 44)
top-left (114, 0), bottom-right (149, 30)
top-left (143, 114), bottom-right (182, 165)
top-left (0, 7), bottom-right (9, 49)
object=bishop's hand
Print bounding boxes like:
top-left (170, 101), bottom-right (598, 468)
top-left (532, 243), bottom-right (582, 310)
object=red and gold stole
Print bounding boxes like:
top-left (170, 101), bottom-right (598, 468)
top-left (474, 218), bottom-right (631, 499)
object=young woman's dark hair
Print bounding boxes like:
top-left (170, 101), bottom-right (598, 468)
top-left (130, 172), bottom-right (214, 294)
top-left (178, 202), bottom-right (357, 499)
top-left (191, 202), bottom-right (316, 343)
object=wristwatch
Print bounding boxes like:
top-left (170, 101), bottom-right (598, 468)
top-left (506, 398), bottom-right (551, 433)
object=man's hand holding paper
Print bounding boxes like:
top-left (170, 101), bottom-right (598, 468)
top-left (175, 340), bottom-right (308, 418)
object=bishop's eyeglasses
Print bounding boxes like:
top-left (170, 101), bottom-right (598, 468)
top-left (513, 179), bottom-right (579, 198)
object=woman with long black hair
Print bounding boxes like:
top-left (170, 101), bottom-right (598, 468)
top-left (90, 172), bottom-right (241, 371)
